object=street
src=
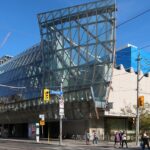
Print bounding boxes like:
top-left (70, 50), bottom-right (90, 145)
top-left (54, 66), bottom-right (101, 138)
top-left (0, 139), bottom-right (141, 150)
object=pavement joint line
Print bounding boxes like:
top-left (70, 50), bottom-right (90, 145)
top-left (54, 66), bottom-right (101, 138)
top-left (0, 138), bottom-right (140, 149)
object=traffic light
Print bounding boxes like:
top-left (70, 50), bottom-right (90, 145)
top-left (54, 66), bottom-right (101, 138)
top-left (138, 96), bottom-right (144, 107)
top-left (43, 88), bottom-right (50, 102)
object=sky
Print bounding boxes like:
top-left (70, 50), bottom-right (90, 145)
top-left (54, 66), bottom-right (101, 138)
top-left (0, 0), bottom-right (150, 57)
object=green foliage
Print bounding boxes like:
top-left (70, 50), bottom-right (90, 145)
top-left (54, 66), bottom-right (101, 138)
top-left (139, 103), bottom-right (150, 130)
top-left (120, 103), bottom-right (150, 131)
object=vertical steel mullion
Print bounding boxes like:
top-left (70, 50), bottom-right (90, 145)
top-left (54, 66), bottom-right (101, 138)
top-left (86, 4), bottom-right (89, 64)
top-left (105, 8), bottom-right (108, 56)
top-left (92, 9), bottom-right (98, 84)
top-left (104, 2), bottom-right (116, 104)
top-left (77, 6), bottom-right (80, 67)
top-left (96, 9), bottom-right (98, 60)
top-left (37, 15), bottom-right (44, 99)
top-left (44, 14), bottom-right (48, 87)
top-left (112, 1), bottom-right (116, 71)
top-left (69, 8), bottom-right (72, 69)
top-left (68, 7), bottom-right (72, 91)
top-left (85, 4), bottom-right (89, 85)
top-left (103, 9), bottom-right (108, 85)
top-left (61, 10), bottom-right (65, 80)
top-left (51, 12), bottom-right (56, 87)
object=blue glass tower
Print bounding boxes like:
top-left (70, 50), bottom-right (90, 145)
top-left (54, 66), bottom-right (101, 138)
top-left (116, 44), bottom-right (150, 73)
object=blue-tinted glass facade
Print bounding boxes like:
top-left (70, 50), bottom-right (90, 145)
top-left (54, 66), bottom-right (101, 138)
top-left (116, 45), bottom-right (150, 73)
top-left (0, 44), bottom-right (43, 101)
top-left (116, 46), bottom-right (131, 69)
top-left (0, 0), bottom-right (116, 110)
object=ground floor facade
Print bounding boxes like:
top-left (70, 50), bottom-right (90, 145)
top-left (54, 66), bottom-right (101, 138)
top-left (2, 65), bottom-right (149, 141)
top-left (0, 116), bottom-right (135, 141)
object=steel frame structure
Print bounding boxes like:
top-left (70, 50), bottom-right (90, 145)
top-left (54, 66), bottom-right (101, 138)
top-left (38, 0), bottom-right (116, 107)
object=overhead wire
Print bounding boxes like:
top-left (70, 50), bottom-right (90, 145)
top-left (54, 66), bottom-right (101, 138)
top-left (116, 8), bottom-right (150, 28)
top-left (81, 4), bottom-right (150, 70)
top-left (94, 5), bottom-right (150, 92)
top-left (0, 2), bottom-right (150, 92)
top-left (139, 44), bottom-right (150, 50)
top-left (85, 7), bottom-right (150, 44)
top-left (116, 7), bottom-right (150, 64)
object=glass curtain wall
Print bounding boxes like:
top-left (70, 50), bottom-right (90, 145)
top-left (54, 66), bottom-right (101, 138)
top-left (0, 44), bottom-right (42, 103)
top-left (38, 0), bottom-right (116, 106)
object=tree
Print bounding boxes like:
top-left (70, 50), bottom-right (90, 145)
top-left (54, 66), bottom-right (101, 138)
top-left (139, 103), bottom-right (150, 130)
top-left (120, 103), bottom-right (150, 131)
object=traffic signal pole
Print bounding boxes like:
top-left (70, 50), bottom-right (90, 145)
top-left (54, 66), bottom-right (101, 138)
top-left (136, 53), bottom-right (141, 146)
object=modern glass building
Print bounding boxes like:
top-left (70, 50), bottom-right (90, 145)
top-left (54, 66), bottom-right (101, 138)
top-left (0, 0), bottom-right (116, 139)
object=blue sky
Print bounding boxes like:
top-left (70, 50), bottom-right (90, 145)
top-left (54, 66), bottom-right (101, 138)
top-left (0, 0), bottom-right (150, 57)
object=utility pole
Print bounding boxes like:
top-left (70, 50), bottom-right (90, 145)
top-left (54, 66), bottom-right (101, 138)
top-left (136, 52), bottom-right (141, 146)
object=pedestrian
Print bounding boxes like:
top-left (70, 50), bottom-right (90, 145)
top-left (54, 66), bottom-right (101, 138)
top-left (119, 130), bottom-right (123, 146)
top-left (92, 130), bottom-right (98, 144)
top-left (85, 130), bottom-right (90, 145)
top-left (141, 131), bottom-right (149, 150)
top-left (72, 133), bottom-right (77, 141)
top-left (114, 131), bottom-right (120, 148)
top-left (121, 131), bottom-right (128, 148)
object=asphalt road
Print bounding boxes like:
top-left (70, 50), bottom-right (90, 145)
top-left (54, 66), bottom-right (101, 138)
top-left (0, 139), bottom-right (141, 150)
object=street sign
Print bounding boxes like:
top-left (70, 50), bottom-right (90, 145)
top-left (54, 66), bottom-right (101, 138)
top-left (59, 108), bottom-right (64, 116)
top-left (39, 114), bottom-right (45, 126)
top-left (40, 120), bottom-right (45, 126)
top-left (59, 99), bottom-right (64, 109)
top-left (50, 90), bottom-right (63, 95)
top-left (39, 114), bottom-right (45, 120)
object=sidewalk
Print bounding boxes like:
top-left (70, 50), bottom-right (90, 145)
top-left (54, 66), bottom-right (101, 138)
top-left (0, 138), bottom-right (140, 148)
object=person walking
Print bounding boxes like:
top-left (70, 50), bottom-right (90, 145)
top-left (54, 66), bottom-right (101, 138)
top-left (92, 130), bottom-right (98, 144)
top-left (141, 131), bottom-right (149, 150)
top-left (114, 131), bottom-right (120, 148)
top-left (85, 130), bottom-right (90, 145)
top-left (121, 131), bottom-right (128, 148)
top-left (119, 131), bottom-right (123, 146)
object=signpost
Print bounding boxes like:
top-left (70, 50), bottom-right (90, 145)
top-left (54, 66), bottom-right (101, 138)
top-left (59, 98), bottom-right (64, 116)
top-left (43, 85), bottom-right (65, 145)
top-left (59, 99), bottom-right (64, 108)
top-left (39, 114), bottom-right (45, 120)
top-left (59, 81), bottom-right (64, 146)
top-left (36, 123), bottom-right (40, 142)
top-left (50, 90), bottom-right (63, 95)
top-left (39, 114), bottom-right (45, 138)
top-left (50, 83), bottom-right (64, 145)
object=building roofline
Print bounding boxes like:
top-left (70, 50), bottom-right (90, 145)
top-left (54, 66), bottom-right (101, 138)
top-left (115, 64), bottom-right (150, 76)
top-left (117, 44), bottom-right (138, 51)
